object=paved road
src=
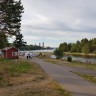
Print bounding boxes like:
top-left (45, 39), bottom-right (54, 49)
top-left (32, 58), bottom-right (96, 96)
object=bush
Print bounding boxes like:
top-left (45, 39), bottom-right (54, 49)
top-left (67, 56), bottom-right (72, 62)
top-left (54, 48), bottom-right (64, 59)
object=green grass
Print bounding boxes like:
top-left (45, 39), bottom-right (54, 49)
top-left (72, 72), bottom-right (96, 83)
top-left (0, 59), bottom-right (32, 76)
top-left (68, 61), bottom-right (96, 70)
top-left (0, 58), bottom-right (43, 76)
top-left (65, 52), bottom-right (96, 57)
top-left (8, 62), bottom-right (32, 76)
top-left (43, 58), bottom-right (96, 70)
top-left (0, 58), bottom-right (44, 87)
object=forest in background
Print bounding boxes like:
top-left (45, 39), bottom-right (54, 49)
top-left (59, 38), bottom-right (96, 54)
top-left (19, 45), bottom-right (53, 50)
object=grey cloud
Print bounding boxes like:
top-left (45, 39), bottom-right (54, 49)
top-left (21, 0), bottom-right (96, 46)
top-left (22, 19), bottom-right (96, 34)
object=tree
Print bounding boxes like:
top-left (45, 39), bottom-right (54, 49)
top-left (70, 43), bottom-right (78, 52)
top-left (54, 48), bottom-right (64, 59)
top-left (0, 0), bottom-right (24, 36)
top-left (57, 37), bottom-right (96, 54)
top-left (81, 44), bottom-right (91, 54)
top-left (81, 38), bottom-right (88, 46)
top-left (75, 41), bottom-right (81, 52)
top-left (67, 43), bottom-right (71, 52)
top-left (59, 42), bottom-right (68, 52)
top-left (13, 32), bottom-right (26, 48)
top-left (0, 0), bottom-right (23, 35)
top-left (0, 0), bottom-right (24, 48)
top-left (20, 44), bottom-right (45, 50)
top-left (91, 38), bottom-right (96, 53)
top-left (0, 32), bottom-right (8, 48)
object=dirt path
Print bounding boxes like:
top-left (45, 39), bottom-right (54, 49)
top-left (32, 58), bottom-right (96, 96)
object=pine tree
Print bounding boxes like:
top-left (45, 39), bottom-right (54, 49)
top-left (0, 0), bottom-right (24, 48)
top-left (13, 32), bottom-right (26, 48)
top-left (0, 0), bottom-right (24, 36)
top-left (0, 32), bottom-right (8, 48)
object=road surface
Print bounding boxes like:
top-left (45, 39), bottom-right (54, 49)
top-left (32, 58), bottom-right (96, 96)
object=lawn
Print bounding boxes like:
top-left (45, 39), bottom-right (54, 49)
top-left (0, 58), bottom-right (71, 96)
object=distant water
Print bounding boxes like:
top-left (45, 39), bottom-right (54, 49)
top-left (51, 55), bottom-right (96, 64)
top-left (63, 55), bottom-right (96, 64)
top-left (20, 49), bottom-right (55, 56)
top-left (20, 49), bottom-right (55, 53)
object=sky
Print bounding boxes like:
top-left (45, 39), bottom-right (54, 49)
top-left (20, 0), bottom-right (96, 47)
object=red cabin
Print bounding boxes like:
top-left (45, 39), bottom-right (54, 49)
top-left (2, 47), bottom-right (19, 59)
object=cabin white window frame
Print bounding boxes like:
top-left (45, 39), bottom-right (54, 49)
top-left (12, 52), bottom-right (18, 56)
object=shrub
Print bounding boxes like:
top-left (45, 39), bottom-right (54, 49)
top-left (54, 48), bottom-right (64, 59)
top-left (67, 56), bottom-right (72, 62)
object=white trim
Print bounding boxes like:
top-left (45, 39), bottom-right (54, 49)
top-left (12, 52), bottom-right (18, 56)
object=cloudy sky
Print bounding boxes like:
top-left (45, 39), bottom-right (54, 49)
top-left (21, 0), bottom-right (96, 47)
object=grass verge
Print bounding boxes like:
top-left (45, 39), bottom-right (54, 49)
top-left (72, 71), bottom-right (96, 83)
top-left (0, 58), bottom-right (44, 87)
top-left (0, 58), bottom-right (71, 96)
top-left (65, 52), bottom-right (96, 57)
top-left (43, 58), bottom-right (96, 70)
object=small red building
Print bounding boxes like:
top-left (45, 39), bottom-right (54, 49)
top-left (2, 47), bottom-right (19, 59)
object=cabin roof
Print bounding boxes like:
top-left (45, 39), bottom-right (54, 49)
top-left (2, 47), bottom-right (18, 51)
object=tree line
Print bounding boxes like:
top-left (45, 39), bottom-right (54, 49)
top-left (0, 0), bottom-right (26, 49)
top-left (20, 45), bottom-right (44, 50)
top-left (19, 45), bottom-right (54, 50)
top-left (59, 38), bottom-right (96, 54)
